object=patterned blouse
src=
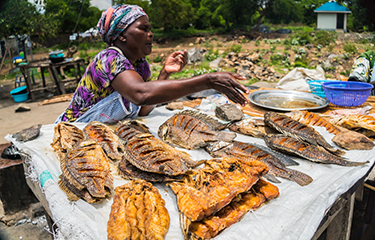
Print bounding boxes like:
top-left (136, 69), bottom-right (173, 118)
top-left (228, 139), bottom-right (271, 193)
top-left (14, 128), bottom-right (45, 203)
top-left (60, 48), bottom-right (151, 122)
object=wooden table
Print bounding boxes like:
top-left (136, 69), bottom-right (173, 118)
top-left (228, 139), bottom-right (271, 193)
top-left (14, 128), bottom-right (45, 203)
top-left (19, 58), bottom-right (85, 100)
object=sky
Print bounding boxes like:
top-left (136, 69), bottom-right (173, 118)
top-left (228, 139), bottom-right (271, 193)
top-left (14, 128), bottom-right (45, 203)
top-left (90, 0), bottom-right (111, 10)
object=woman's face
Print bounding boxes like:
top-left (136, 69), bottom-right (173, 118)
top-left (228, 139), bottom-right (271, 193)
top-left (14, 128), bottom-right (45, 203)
top-left (122, 16), bottom-right (153, 59)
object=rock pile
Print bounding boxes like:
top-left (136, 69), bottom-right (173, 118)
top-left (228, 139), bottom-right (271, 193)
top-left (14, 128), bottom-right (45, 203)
top-left (218, 52), bottom-right (282, 81)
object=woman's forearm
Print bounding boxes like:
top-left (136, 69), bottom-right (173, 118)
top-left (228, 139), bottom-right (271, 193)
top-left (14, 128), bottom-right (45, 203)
top-left (139, 74), bottom-right (210, 105)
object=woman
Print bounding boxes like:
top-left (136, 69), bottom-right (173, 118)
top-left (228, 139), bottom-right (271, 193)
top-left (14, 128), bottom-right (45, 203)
top-left (348, 50), bottom-right (375, 95)
top-left (55, 4), bottom-right (249, 124)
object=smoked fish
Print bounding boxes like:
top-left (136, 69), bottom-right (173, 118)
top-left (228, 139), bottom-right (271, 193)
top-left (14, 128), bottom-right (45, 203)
top-left (168, 158), bottom-right (268, 222)
top-left (264, 134), bottom-right (368, 166)
top-left (116, 120), bottom-right (198, 176)
top-left (205, 141), bottom-right (313, 186)
top-left (158, 109), bottom-right (236, 150)
top-left (107, 180), bottom-right (170, 240)
top-left (59, 139), bottom-right (113, 203)
top-left (286, 110), bottom-right (341, 135)
top-left (264, 111), bottom-right (345, 156)
top-left (184, 179), bottom-right (279, 240)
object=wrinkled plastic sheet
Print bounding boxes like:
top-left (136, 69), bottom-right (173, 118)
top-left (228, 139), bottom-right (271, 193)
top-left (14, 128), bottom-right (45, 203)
top-left (5, 106), bottom-right (375, 240)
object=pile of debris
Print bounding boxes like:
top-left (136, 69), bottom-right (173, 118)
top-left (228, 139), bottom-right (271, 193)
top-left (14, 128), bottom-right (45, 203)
top-left (218, 52), bottom-right (282, 82)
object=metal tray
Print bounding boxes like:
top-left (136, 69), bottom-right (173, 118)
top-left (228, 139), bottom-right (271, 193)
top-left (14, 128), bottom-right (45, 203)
top-left (248, 90), bottom-right (329, 111)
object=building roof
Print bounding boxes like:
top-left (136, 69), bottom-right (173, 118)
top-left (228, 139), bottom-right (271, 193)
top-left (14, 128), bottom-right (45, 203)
top-left (314, 1), bottom-right (351, 13)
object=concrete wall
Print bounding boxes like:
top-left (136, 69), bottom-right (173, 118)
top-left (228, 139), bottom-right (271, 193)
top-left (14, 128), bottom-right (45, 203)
top-left (317, 13), bottom-right (337, 30)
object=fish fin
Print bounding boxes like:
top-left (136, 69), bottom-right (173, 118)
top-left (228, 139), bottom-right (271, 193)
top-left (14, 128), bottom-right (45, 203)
top-left (262, 174), bottom-right (281, 184)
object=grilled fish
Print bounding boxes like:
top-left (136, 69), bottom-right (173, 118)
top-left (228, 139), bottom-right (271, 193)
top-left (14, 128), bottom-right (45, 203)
top-left (264, 134), bottom-right (368, 166)
top-left (329, 114), bottom-right (375, 138)
top-left (59, 139), bottom-right (113, 203)
top-left (168, 158), bottom-right (268, 222)
top-left (158, 109), bottom-right (236, 150)
top-left (184, 179), bottom-right (279, 240)
top-left (83, 121), bottom-right (124, 161)
top-left (205, 141), bottom-right (313, 186)
top-left (51, 122), bottom-right (84, 161)
top-left (116, 120), bottom-right (198, 176)
top-left (118, 158), bottom-right (183, 182)
top-left (250, 142), bottom-right (299, 166)
top-left (264, 111), bottom-right (345, 156)
top-left (107, 180), bottom-right (170, 240)
top-left (286, 110), bottom-right (341, 135)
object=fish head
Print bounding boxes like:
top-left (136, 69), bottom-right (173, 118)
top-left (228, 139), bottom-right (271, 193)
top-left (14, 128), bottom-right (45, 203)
top-left (157, 123), bottom-right (169, 140)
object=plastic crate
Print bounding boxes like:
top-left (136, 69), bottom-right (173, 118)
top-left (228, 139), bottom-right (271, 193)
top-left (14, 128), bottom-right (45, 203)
top-left (322, 81), bottom-right (373, 107)
top-left (307, 80), bottom-right (334, 98)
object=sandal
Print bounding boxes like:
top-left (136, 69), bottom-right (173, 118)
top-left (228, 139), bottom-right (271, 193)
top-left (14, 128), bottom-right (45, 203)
top-left (1, 144), bottom-right (21, 160)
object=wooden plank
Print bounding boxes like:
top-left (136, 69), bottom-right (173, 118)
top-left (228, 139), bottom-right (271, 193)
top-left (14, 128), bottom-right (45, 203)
top-left (38, 93), bottom-right (73, 106)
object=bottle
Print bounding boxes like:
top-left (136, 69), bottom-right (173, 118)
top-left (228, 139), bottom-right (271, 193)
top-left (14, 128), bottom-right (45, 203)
top-left (20, 51), bottom-right (24, 59)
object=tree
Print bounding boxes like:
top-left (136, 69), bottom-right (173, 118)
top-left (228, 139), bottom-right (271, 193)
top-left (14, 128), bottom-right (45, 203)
top-left (150, 0), bottom-right (195, 32)
top-left (0, 0), bottom-right (59, 40)
top-left (115, 0), bottom-right (151, 14)
top-left (265, 0), bottom-right (304, 24)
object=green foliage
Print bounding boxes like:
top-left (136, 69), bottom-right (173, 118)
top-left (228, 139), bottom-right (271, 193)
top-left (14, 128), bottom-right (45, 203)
top-left (205, 49), bottom-right (223, 61)
top-left (343, 43), bottom-right (358, 55)
top-left (153, 55), bottom-right (162, 63)
top-left (265, 0), bottom-right (303, 24)
top-left (227, 44), bottom-right (242, 54)
top-left (0, 0), bottom-right (59, 40)
top-left (255, 39), bottom-right (260, 47)
top-left (314, 31), bottom-right (336, 47)
top-left (150, 0), bottom-right (195, 32)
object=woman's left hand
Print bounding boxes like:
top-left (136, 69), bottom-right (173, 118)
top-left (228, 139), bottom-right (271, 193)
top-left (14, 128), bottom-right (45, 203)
top-left (163, 50), bottom-right (188, 74)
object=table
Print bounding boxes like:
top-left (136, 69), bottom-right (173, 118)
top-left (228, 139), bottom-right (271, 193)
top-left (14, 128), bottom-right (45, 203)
top-left (19, 58), bottom-right (85, 100)
top-left (5, 92), bottom-right (375, 240)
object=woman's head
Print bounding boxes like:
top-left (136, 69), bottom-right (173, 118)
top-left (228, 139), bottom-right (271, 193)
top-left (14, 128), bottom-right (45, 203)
top-left (97, 4), bottom-right (148, 46)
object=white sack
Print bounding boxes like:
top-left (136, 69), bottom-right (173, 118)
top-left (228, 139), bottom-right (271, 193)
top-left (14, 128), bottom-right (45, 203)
top-left (276, 66), bottom-right (325, 91)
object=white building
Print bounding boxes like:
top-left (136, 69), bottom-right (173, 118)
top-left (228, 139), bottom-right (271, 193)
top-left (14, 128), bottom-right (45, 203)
top-left (314, 1), bottom-right (351, 32)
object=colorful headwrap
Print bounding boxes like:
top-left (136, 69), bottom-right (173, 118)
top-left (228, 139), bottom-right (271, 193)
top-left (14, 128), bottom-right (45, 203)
top-left (97, 5), bottom-right (148, 46)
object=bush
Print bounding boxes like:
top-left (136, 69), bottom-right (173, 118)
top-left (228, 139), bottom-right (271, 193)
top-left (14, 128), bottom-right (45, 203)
top-left (228, 44), bottom-right (242, 54)
top-left (343, 43), bottom-right (358, 55)
top-left (153, 55), bottom-right (162, 63)
top-left (314, 31), bottom-right (336, 47)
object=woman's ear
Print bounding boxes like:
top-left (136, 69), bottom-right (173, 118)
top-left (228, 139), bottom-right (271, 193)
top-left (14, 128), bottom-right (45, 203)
top-left (118, 34), bottom-right (126, 42)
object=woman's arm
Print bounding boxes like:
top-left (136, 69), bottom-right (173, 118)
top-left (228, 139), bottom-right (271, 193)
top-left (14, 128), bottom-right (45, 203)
top-left (111, 69), bottom-right (249, 108)
top-left (138, 50), bottom-right (189, 116)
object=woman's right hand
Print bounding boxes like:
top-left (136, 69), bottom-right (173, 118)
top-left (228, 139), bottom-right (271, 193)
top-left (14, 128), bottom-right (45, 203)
top-left (207, 72), bottom-right (249, 106)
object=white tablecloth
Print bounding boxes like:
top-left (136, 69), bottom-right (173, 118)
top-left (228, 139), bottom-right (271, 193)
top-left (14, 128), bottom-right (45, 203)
top-left (5, 106), bottom-right (375, 240)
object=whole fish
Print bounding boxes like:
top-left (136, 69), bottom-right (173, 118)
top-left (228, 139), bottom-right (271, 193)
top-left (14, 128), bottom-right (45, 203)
top-left (264, 134), bottom-right (368, 166)
top-left (116, 120), bottom-right (198, 176)
top-left (250, 142), bottom-right (299, 166)
top-left (286, 110), bottom-right (341, 135)
top-left (205, 140), bottom-right (313, 186)
top-left (264, 111), bottom-right (345, 156)
top-left (158, 109), bottom-right (236, 150)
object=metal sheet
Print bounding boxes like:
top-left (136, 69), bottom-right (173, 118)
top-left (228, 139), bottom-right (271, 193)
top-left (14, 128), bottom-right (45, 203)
top-left (248, 90), bottom-right (329, 111)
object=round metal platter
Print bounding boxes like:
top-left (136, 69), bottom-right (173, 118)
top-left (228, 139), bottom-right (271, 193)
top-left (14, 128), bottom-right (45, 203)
top-left (248, 90), bottom-right (329, 111)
